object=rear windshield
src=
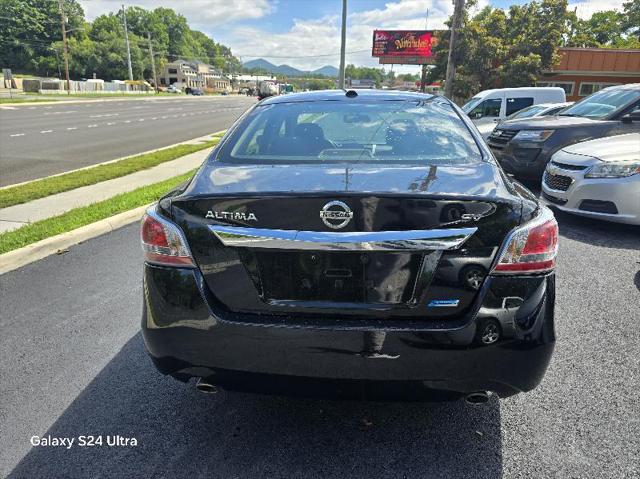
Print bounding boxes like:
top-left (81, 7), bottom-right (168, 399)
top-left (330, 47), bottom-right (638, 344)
top-left (560, 88), bottom-right (640, 119)
top-left (217, 99), bottom-right (482, 165)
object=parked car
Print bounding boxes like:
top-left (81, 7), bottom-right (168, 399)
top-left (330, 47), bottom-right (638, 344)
top-left (478, 102), bottom-right (573, 139)
top-left (166, 84), bottom-right (181, 93)
top-left (488, 83), bottom-right (640, 181)
top-left (140, 89), bottom-right (558, 402)
top-left (541, 132), bottom-right (640, 225)
top-left (190, 88), bottom-right (204, 96)
top-left (462, 87), bottom-right (566, 135)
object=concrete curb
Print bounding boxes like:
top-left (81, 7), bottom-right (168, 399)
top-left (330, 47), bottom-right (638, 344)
top-left (0, 204), bottom-right (149, 275)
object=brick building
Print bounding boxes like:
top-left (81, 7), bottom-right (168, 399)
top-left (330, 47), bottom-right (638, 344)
top-left (537, 47), bottom-right (640, 101)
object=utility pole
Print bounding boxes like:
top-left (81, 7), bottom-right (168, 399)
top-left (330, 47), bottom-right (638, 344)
top-left (122, 4), bottom-right (134, 81)
top-left (419, 8), bottom-right (430, 93)
top-left (147, 31), bottom-right (159, 93)
top-left (338, 0), bottom-right (347, 89)
top-left (58, 0), bottom-right (71, 95)
top-left (444, 0), bottom-right (465, 99)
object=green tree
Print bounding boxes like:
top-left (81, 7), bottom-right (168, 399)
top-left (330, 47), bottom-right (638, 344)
top-left (622, 0), bottom-right (640, 39)
top-left (0, 1), bottom-right (242, 80)
top-left (0, 0), bottom-right (84, 76)
top-left (428, 0), bottom-right (572, 101)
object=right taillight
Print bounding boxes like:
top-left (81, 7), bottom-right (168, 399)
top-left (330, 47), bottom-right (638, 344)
top-left (492, 207), bottom-right (558, 274)
top-left (141, 208), bottom-right (195, 267)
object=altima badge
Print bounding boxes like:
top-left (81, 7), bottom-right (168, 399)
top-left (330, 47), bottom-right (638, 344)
top-left (206, 210), bottom-right (257, 221)
top-left (320, 201), bottom-right (353, 229)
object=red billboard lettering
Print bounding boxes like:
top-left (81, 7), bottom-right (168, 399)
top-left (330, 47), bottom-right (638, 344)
top-left (372, 30), bottom-right (435, 58)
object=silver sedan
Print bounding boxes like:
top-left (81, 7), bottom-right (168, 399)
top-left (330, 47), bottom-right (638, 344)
top-left (540, 133), bottom-right (640, 225)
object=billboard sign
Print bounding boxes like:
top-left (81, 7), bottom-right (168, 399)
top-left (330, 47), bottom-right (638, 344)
top-left (372, 30), bottom-right (435, 59)
top-left (378, 56), bottom-right (437, 65)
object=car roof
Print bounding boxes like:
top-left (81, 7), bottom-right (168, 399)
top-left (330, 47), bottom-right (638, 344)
top-left (608, 83), bottom-right (640, 90)
top-left (259, 89), bottom-right (438, 104)
top-left (472, 86), bottom-right (565, 98)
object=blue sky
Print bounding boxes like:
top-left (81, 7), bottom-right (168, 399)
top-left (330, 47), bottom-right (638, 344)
top-left (80, 0), bottom-right (623, 73)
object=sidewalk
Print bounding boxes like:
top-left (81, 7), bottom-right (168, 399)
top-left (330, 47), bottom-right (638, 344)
top-left (0, 147), bottom-right (212, 233)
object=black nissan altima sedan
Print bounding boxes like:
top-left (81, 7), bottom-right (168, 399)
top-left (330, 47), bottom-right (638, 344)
top-left (141, 89), bottom-right (558, 402)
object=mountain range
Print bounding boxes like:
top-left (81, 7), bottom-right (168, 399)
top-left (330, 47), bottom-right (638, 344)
top-left (243, 59), bottom-right (338, 77)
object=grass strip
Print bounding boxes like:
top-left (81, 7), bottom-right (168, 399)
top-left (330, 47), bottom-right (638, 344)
top-left (0, 135), bottom-right (223, 209)
top-left (0, 170), bottom-right (196, 254)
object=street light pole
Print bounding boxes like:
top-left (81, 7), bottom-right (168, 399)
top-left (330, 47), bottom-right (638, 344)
top-left (58, 0), bottom-right (71, 95)
top-left (122, 4), bottom-right (134, 81)
top-left (338, 0), bottom-right (347, 89)
top-left (444, 0), bottom-right (465, 100)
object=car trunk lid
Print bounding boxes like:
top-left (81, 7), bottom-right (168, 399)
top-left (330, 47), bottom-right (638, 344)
top-left (171, 163), bottom-right (521, 320)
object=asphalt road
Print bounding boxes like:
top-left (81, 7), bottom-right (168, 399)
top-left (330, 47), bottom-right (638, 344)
top-left (0, 96), bottom-right (256, 186)
top-left (1, 211), bottom-right (639, 479)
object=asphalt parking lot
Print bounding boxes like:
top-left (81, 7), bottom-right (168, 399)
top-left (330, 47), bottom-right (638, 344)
top-left (1, 210), bottom-right (639, 479)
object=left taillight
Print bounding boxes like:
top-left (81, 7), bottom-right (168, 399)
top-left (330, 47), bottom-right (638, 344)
top-left (141, 208), bottom-right (195, 267)
top-left (492, 206), bottom-right (558, 274)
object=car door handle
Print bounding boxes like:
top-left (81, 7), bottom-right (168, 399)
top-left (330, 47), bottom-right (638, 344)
top-left (209, 225), bottom-right (477, 251)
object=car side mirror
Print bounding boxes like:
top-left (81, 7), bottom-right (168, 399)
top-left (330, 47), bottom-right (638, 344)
top-left (621, 111), bottom-right (640, 123)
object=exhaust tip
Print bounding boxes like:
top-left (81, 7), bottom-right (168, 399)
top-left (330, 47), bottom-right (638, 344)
top-left (195, 378), bottom-right (218, 394)
top-left (465, 391), bottom-right (490, 405)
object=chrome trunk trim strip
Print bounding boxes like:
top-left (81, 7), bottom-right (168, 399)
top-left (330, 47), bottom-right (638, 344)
top-left (209, 225), bottom-right (477, 251)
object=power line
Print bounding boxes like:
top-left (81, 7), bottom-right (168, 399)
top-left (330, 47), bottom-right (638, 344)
top-left (239, 49), bottom-right (370, 59)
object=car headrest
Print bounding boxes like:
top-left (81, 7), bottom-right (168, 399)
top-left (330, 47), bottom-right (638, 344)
top-left (295, 123), bottom-right (326, 140)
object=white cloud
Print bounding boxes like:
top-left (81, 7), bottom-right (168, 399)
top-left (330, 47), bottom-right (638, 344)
top-left (79, 0), bottom-right (274, 24)
top-left (350, 0), bottom-right (450, 28)
top-left (568, 0), bottom-right (625, 19)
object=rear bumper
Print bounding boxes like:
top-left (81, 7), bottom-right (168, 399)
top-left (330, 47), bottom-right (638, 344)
top-left (142, 265), bottom-right (556, 399)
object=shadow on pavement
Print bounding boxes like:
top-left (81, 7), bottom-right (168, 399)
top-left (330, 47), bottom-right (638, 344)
top-left (9, 334), bottom-right (502, 479)
top-left (554, 209), bottom-right (640, 250)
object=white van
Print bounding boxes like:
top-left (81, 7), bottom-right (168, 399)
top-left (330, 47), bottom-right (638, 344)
top-left (461, 87), bottom-right (566, 136)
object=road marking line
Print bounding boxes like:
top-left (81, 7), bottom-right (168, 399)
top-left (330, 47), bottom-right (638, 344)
top-left (124, 120), bottom-right (131, 123)
top-left (66, 127), bottom-right (77, 130)
top-left (10, 133), bottom-right (25, 137)
top-left (138, 118), bottom-right (145, 121)
top-left (87, 124), bottom-right (98, 128)
top-left (151, 117), bottom-right (157, 120)
top-left (40, 130), bottom-right (53, 133)
top-left (45, 110), bottom-right (77, 115)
